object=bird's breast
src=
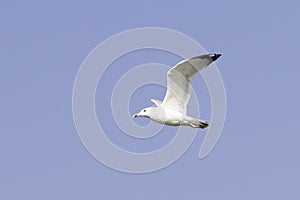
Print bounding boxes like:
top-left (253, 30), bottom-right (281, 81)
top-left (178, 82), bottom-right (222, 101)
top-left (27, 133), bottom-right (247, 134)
top-left (150, 109), bottom-right (184, 126)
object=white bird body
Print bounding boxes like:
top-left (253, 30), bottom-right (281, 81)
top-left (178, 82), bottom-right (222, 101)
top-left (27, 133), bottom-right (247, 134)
top-left (133, 54), bottom-right (221, 129)
top-left (150, 107), bottom-right (183, 126)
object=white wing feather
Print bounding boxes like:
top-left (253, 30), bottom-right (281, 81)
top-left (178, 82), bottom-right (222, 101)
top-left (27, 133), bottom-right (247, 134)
top-left (151, 99), bottom-right (162, 106)
top-left (161, 54), bottom-right (221, 114)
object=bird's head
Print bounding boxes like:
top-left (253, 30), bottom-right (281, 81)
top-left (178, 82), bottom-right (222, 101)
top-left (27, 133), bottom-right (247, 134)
top-left (132, 107), bottom-right (152, 119)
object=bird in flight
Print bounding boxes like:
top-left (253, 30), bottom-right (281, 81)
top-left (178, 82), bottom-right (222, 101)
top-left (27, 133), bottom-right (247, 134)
top-left (132, 53), bottom-right (221, 129)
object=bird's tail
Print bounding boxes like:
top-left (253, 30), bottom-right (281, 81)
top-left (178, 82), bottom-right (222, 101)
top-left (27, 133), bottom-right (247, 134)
top-left (189, 119), bottom-right (210, 129)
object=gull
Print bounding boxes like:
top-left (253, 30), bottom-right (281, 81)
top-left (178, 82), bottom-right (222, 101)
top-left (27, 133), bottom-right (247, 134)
top-left (132, 53), bottom-right (221, 129)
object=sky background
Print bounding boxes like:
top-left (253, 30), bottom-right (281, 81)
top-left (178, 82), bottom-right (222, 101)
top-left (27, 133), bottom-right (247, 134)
top-left (1, 0), bottom-right (300, 199)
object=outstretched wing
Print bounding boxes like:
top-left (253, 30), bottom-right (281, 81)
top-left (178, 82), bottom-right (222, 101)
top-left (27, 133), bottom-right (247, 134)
top-left (151, 99), bottom-right (162, 106)
top-left (161, 54), bottom-right (221, 114)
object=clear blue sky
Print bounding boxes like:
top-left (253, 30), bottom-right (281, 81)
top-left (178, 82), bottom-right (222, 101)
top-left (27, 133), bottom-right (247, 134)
top-left (1, 0), bottom-right (300, 199)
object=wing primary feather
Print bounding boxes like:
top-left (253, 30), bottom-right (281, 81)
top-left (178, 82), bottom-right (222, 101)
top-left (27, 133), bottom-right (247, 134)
top-left (161, 53), bottom-right (221, 114)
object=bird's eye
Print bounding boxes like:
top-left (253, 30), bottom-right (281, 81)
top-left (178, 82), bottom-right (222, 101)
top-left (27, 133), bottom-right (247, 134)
top-left (143, 109), bottom-right (146, 112)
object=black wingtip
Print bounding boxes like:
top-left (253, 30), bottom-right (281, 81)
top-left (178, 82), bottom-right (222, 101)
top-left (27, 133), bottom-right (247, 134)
top-left (210, 53), bottom-right (222, 61)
